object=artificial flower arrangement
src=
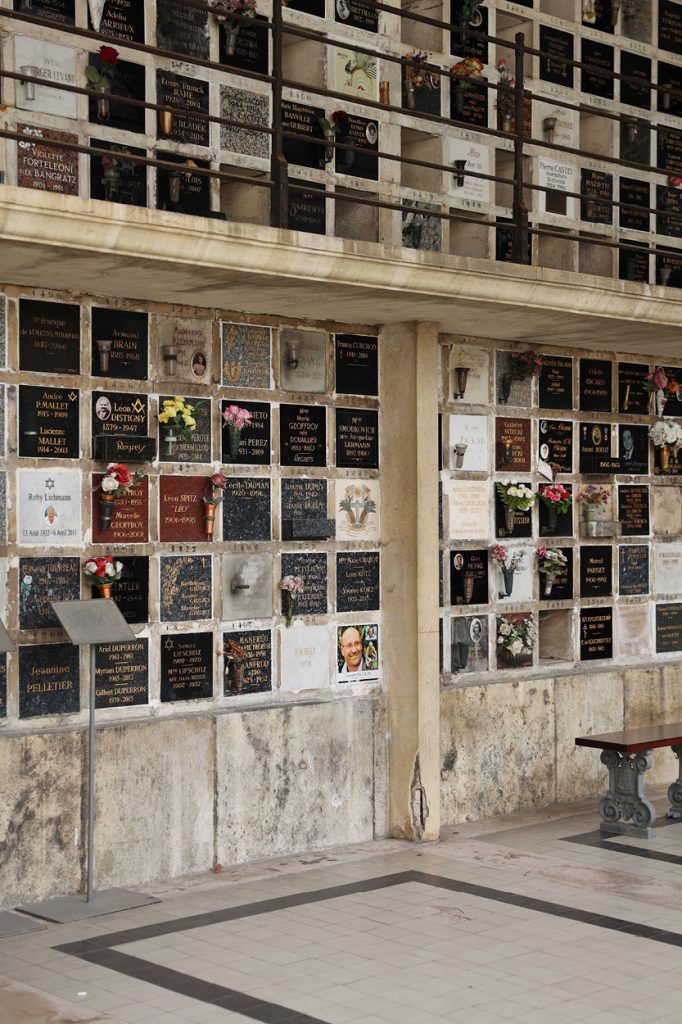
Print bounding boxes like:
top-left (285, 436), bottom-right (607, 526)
top-left (497, 614), bottom-right (535, 663)
top-left (222, 637), bottom-right (249, 692)
top-left (96, 462), bottom-right (143, 531)
top-left (535, 546), bottom-right (568, 575)
top-left (85, 45), bottom-right (119, 89)
top-left (495, 482), bottom-right (535, 511)
top-left (158, 397), bottom-right (197, 438)
top-left (280, 575), bottom-right (304, 627)
top-left (202, 472), bottom-right (227, 539)
top-left (509, 349), bottom-right (543, 381)
top-left (577, 483), bottom-right (610, 507)
top-left (536, 483), bottom-right (571, 513)
top-left (450, 56), bottom-right (485, 90)
top-left (491, 544), bottom-right (524, 573)
top-left (650, 419), bottom-right (682, 449)
top-left (496, 58), bottom-right (516, 119)
top-left (404, 51), bottom-right (434, 91)
top-left (211, 0), bottom-right (257, 53)
top-left (222, 404), bottom-right (253, 460)
top-left (83, 554), bottom-right (124, 595)
top-left (644, 366), bottom-right (680, 414)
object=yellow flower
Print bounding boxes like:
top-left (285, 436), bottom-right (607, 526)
top-left (183, 415), bottom-right (196, 428)
top-left (158, 411), bottom-right (170, 423)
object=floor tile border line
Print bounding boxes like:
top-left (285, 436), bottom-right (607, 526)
top-left (563, 832), bottom-right (682, 866)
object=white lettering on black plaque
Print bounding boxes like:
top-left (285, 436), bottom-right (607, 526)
top-left (19, 643), bottom-right (80, 718)
top-left (95, 639), bottom-right (149, 709)
top-left (580, 607), bottom-right (613, 660)
top-left (336, 408), bottom-right (378, 468)
top-left (20, 299), bottom-right (80, 375)
top-left (618, 485), bottom-right (649, 536)
top-left (579, 358), bottom-right (612, 412)
top-left (160, 632), bottom-right (213, 702)
top-left (540, 26), bottom-right (574, 88)
top-left (619, 545), bottom-right (649, 596)
top-left (539, 355), bottom-right (573, 410)
top-left (90, 0), bottom-right (145, 42)
top-left (15, 0), bottom-right (74, 24)
top-left (223, 629), bottom-right (272, 695)
top-left (19, 385), bottom-right (80, 459)
top-left (450, 549), bottom-right (489, 605)
top-left (156, 71), bottom-right (209, 146)
top-left (336, 552), bottom-right (380, 612)
top-left (280, 404), bottom-right (326, 467)
top-left (91, 307), bottom-right (148, 380)
top-left (580, 545), bottom-right (613, 598)
top-left (19, 556), bottom-right (80, 630)
top-left (335, 334), bottom-right (378, 396)
top-left (656, 602), bottom-right (682, 652)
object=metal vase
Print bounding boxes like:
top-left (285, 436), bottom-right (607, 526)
top-left (98, 494), bottom-right (116, 531)
top-left (227, 424), bottom-right (241, 460)
top-left (504, 506), bottom-right (516, 534)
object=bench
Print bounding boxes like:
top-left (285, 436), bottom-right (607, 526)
top-left (575, 723), bottom-right (682, 839)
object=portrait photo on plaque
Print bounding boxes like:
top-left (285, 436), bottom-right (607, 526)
top-left (618, 425), bottom-right (649, 475)
top-left (451, 615), bottom-right (489, 675)
top-left (336, 623), bottom-right (379, 683)
top-left (450, 549), bottom-right (489, 606)
top-left (16, 469), bottom-right (81, 547)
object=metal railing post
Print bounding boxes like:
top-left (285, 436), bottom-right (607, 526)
top-left (270, 0), bottom-right (289, 228)
top-left (512, 31), bottom-right (530, 265)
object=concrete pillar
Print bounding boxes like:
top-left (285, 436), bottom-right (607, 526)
top-left (381, 321), bottom-right (441, 841)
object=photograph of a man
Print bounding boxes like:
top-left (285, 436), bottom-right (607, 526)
top-left (337, 624), bottom-right (379, 682)
top-left (619, 424), bottom-right (648, 474)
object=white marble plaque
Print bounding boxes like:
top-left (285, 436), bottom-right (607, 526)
top-left (280, 329), bottom-right (326, 393)
top-left (538, 157), bottom-right (576, 217)
top-left (14, 37), bottom-right (78, 120)
top-left (280, 624), bottom-right (330, 692)
top-left (654, 543), bottom-right (682, 596)
top-left (447, 342), bottom-right (488, 405)
top-left (536, 102), bottom-right (577, 150)
top-left (0, 295), bottom-right (6, 368)
top-left (652, 487), bottom-right (682, 537)
top-left (17, 469), bottom-right (81, 547)
top-left (448, 138), bottom-right (491, 205)
top-left (448, 480), bottom-right (490, 540)
top-left (222, 553), bottom-right (273, 621)
top-left (495, 550), bottom-right (533, 604)
top-left (618, 604), bottom-right (651, 660)
top-left (449, 414), bottom-right (488, 472)
top-left (335, 479), bottom-right (380, 541)
top-left (157, 316), bottom-right (212, 383)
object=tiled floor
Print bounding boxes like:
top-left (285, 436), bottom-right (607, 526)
top-left (4, 787), bottom-right (682, 1023)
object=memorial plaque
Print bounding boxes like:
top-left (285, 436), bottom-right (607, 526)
top-left (156, 71), bottom-right (209, 146)
top-left (538, 419), bottom-right (572, 475)
top-left (91, 307), bottom-right (148, 380)
top-left (18, 385), bottom-right (79, 459)
top-left (496, 612), bottom-right (533, 670)
top-left (280, 625), bottom-right (330, 693)
top-left (222, 477), bottom-right (271, 542)
top-left (619, 604), bottom-right (651, 660)
top-left (160, 632), bottom-right (213, 702)
top-left (0, 653), bottom-right (6, 718)
top-left (657, 249), bottom-right (682, 288)
top-left (334, 48), bottom-right (379, 102)
top-left (582, 0), bottom-right (614, 32)
top-left (335, 334), bottom-right (378, 396)
top-left (336, 623), bottom-right (379, 683)
top-left (540, 26), bottom-right (574, 88)
top-left (659, 61), bottom-right (682, 116)
top-left (579, 358), bottom-right (612, 412)
top-left (19, 299), bottom-right (80, 375)
top-left (336, 408), bottom-right (378, 468)
top-left (219, 85), bottom-right (269, 159)
top-left (336, 479), bottom-right (379, 541)
top-left (223, 628), bottom-right (272, 696)
top-left (90, 141), bottom-right (146, 208)
top-left (336, 552), bottom-right (380, 612)
top-left (657, 185), bottom-right (682, 238)
top-left (288, 179), bottom-right (326, 234)
top-left (221, 15), bottom-right (269, 72)
top-left (282, 479), bottom-right (327, 539)
top-left (157, 0), bottom-right (209, 60)
top-left (660, 0), bottom-right (682, 56)
top-left (449, 479), bottom-right (490, 539)
top-left (619, 243), bottom-right (649, 284)
top-left (335, 0), bottom-right (378, 32)
top-left (449, 137), bottom-right (492, 205)
top-left (617, 362), bottom-right (649, 414)
top-left (580, 607), bottom-right (613, 661)
top-left (90, 0), bottom-right (145, 42)
top-left (92, 473), bottom-right (148, 544)
top-left (538, 157), bottom-right (575, 217)
top-left (539, 355), bottom-right (573, 410)
top-left (87, 55), bottom-right (145, 134)
top-left (450, 549), bottom-right (489, 606)
top-left (581, 39), bottom-right (614, 98)
top-left (286, 0), bottom-right (324, 15)
top-left (280, 330), bottom-right (326, 393)
top-left (451, 0), bottom-right (489, 62)
top-left (618, 485), bottom-right (649, 536)
top-left (620, 51), bottom-right (651, 109)
top-left (159, 396), bottom-right (210, 464)
top-left (538, 484), bottom-right (573, 538)
top-left (222, 553), bottom-right (273, 620)
top-left (580, 169), bottom-right (613, 225)
top-left (620, 178), bottom-right (650, 232)
top-left (91, 391), bottom-right (148, 447)
top-left (335, 114), bottom-right (379, 180)
top-left (14, 36), bottom-right (77, 119)
top-left (19, 643), bottom-right (79, 718)
top-left (619, 544), bottom-right (649, 596)
top-left (282, 101), bottom-right (326, 169)
top-left (156, 153), bottom-right (210, 214)
top-left (14, 0), bottom-right (74, 23)
top-left (157, 317), bottom-right (212, 384)
top-left (656, 602), bottom-right (682, 652)
top-left (16, 469), bottom-right (80, 547)
top-left (539, 547), bottom-right (573, 601)
top-left (451, 79), bottom-right (487, 127)
top-left (618, 424), bottom-right (649, 475)
top-left (281, 553), bottom-right (327, 616)
top-left (0, 473), bottom-right (6, 547)
top-left (495, 417), bottom-right (531, 472)
top-left (403, 64), bottom-right (442, 116)
top-left (95, 639), bottom-right (148, 709)
top-left (160, 555), bottom-right (212, 622)
top-left (495, 485), bottom-right (532, 539)
top-left (280, 404), bottom-right (326, 467)
top-left (655, 543), bottom-right (682, 595)
top-left (449, 414), bottom-right (488, 473)
top-left (658, 128), bottom-right (682, 176)
top-left (580, 545), bottom-right (612, 598)
top-left (620, 118), bottom-right (650, 165)
top-left (662, 365), bottom-right (682, 418)
top-left (222, 322), bottom-right (271, 389)
top-left (19, 557), bottom-right (80, 631)
top-left (115, 556), bottom-right (148, 624)
top-left (159, 475), bottom-right (205, 543)
top-left (221, 400), bottom-right (270, 465)
top-left (451, 615), bottom-right (488, 674)
top-left (16, 124), bottom-right (78, 195)
top-left (0, 295), bottom-right (5, 368)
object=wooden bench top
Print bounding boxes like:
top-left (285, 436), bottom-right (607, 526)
top-left (576, 723), bottom-right (682, 753)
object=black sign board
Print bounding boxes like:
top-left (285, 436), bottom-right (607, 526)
top-left (662, 365), bottom-right (682, 417)
top-left (617, 362), bottom-right (649, 414)
top-left (19, 385), bottom-right (80, 459)
top-left (95, 638), bottom-right (148, 709)
top-left (88, 55), bottom-right (145, 134)
top-left (580, 545), bottom-right (612, 598)
top-left (450, 549), bottom-right (488, 605)
top-left (658, 128), bottom-right (682, 176)
top-left (336, 408), bottom-right (378, 468)
top-left (451, 79), bottom-right (487, 127)
top-left (156, 71), bottom-right (209, 146)
top-left (538, 485), bottom-right (573, 538)
top-left (288, 179), bottom-right (326, 234)
top-left (582, 0), bottom-right (614, 33)
top-left (337, 552), bottom-right (380, 612)
top-left (618, 424), bottom-right (649, 475)
top-left (0, 654), bottom-right (6, 718)
top-left (581, 39), bottom-right (614, 98)
top-left (91, 307), bottom-right (147, 380)
top-left (335, 0), bottom-right (378, 32)
top-left (160, 555), bottom-right (212, 622)
top-left (579, 422), bottom-right (618, 474)
top-left (116, 556), bottom-right (149, 624)
top-left (657, 185), bottom-right (682, 239)
top-left (286, 0), bottom-right (324, 14)
top-left (91, 390), bottom-right (148, 450)
top-left (619, 243), bottom-right (649, 284)
top-left (221, 14), bottom-right (269, 73)
top-left (90, 141), bottom-right (147, 208)
top-left (281, 553), bottom-right (327, 615)
top-left (156, 153), bottom-right (211, 215)
top-left (619, 178), bottom-right (650, 232)
top-left (19, 557), bottom-right (80, 631)
top-left (19, 299), bottom-right (80, 375)
top-left (160, 632), bottom-right (213, 702)
top-left (223, 477), bottom-right (271, 541)
top-left (90, 0), bottom-right (145, 42)
top-left (539, 355), bottom-right (573, 410)
top-left (335, 115), bottom-right (379, 180)
top-left (656, 602), bottom-right (682, 652)
top-left (540, 26), bottom-right (574, 88)
top-left (450, 0), bottom-right (489, 62)
top-left (282, 101), bottom-right (326, 169)
top-left (335, 334), bottom-right (378, 396)
top-left (580, 607), bottom-right (613, 660)
top-left (581, 169), bottom-right (613, 225)
top-left (660, 0), bottom-right (682, 56)
top-left (19, 643), bottom-right (80, 718)
top-left (223, 629), bottom-right (272, 696)
top-left (620, 51), bottom-right (651, 109)
top-left (619, 544), bottom-right (649, 596)
top-left (281, 479), bottom-right (327, 538)
top-left (539, 547), bottom-right (573, 600)
top-left (159, 396), bottom-right (210, 464)
top-left (221, 400), bottom-right (270, 465)
top-left (618, 484), bottom-right (649, 536)
top-left (495, 488), bottom-right (532, 539)
top-left (580, 358), bottom-right (612, 412)
top-left (93, 435), bottom-right (155, 462)
top-left (538, 418), bottom-right (572, 474)
top-left (157, 0), bottom-right (209, 59)
top-left (14, 0), bottom-right (74, 23)
top-left (280, 404), bottom-right (327, 467)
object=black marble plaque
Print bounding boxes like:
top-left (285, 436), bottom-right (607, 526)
top-left (88, 55), bottom-right (145, 134)
top-left (288, 179), bottom-right (326, 234)
top-left (618, 484), bottom-right (649, 537)
top-left (156, 71), bottom-right (209, 146)
top-left (281, 479), bottom-right (327, 539)
top-left (336, 408), bottom-right (378, 468)
top-left (660, 0), bottom-right (682, 56)
top-left (451, 79), bottom-right (487, 127)
top-left (620, 118), bottom-right (650, 164)
top-left (662, 365), bottom-right (682, 417)
top-left (538, 419), bottom-right (572, 474)
top-left (221, 400), bottom-right (270, 465)
top-left (450, 0), bottom-right (489, 62)
top-left (583, 0), bottom-right (614, 32)
top-left (116, 556), bottom-right (149, 624)
top-left (336, 552), bottom-right (380, 612)
top-left (91, 307), bottom-right (148, 380)
top-left (618, 362), bottom-right (649, 414)
top-left (335, 114), bottom-right (378, 180)
top-left (159, 396), bottom-right (210, 464)
top-left (280, 404), bottom-right (326, 468)
top-left (581, 39), bottom-right (613, 98)
top-left (450, 549), bottom-right (488, 606)
top-left (656, 602), bottom-right (682, 652)
top-left (657, 185), bottom-right (682, 239)
top-left (157, 0), bottom-right (209, 59)
top-left (90, 141), bottom-right (147, 208)
top-left (335, 0), bottom-right (378, 31)
top-left (281, 553), bottom-right (327, 615)
top-left (658, 61), bottom-right (682, 116)
top-left (580, 607), bottom-right (613, 661)
top-left (581, 169), bottom-right (613, 225)
top-left (619, 243), bottom-right (649, 284)
top-left (539, 485), bottom-right (573, 538)
top-left (619, 544), bottom-right (649, 596)
top-left (90, 0), bottom-right (145, 42)
top-left (579, 422), bottom-right (618, 474)
top-left (580, 358), bottom-right (612, 412)
top-left (658, 128), bottom-right (682, 176)
top-left (160, 632), bottom-right (213, 702)
top-left (404, 62), bottom-right (442, 116)
top-left (19, 643), bottom-right (79, 718)
top-left (282, 101), bottom-right (326, 169)
top-left (618, 424), bottom-right (649, 475)
top-left (156, 153), bottom-right (211, 215)
top-left (223, 477), bottom-right (271, 541)
top-left (19, 557), bottom-right (79, 630)
top-left (286, 0), bottom-right (324, 14)
top-left (657, 249), bottom-right (682, 288)
top-left (91, 391), bottom-right (148, 448)
top-left (223, 629), bottom-right (272, 696)
top-left (18, 385), bottom-right (79, 459)
top-left (19, 299), bottom-right (80, 375)
top-left (160, 555), bottom-right (212, 622)
top-left (540, 26), bottom-right (574, 88)
top-left (539, 355), bottom-right (573, 410)
top-left (580, 545), bottom-right (613, 598)
top-left (335, 334), bottom-right (378, 396)
top-left (0, 654), bottom-right (6, 718)
top-left (95, 638), bottom-right (148, 709)
top-left (539, 546), bottom-right (573, 600)
top-left (495, 488), bottom-right (532, 539)
top-left (620, 51), bottom-right (651, 110)
top-left (222, 15), bottom-right (269, 73)
top-left (14, 0), bottom-right (74, 23)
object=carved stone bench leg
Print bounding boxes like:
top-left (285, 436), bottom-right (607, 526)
top-left (598, 749), bottom-right (656, 839)
top-left (667, 744), bottom-right (682, 820)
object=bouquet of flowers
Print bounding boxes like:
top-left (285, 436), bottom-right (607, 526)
top-left (404, 51), bottom-right (433, 91)
top-left (280, 575), bottom-right (304, 628)
top-left (97, 462), bottom-right (143, 498)
top-left (496, 58), bottom-right (516, 118)
top-left (222, 404), bottom-right (253, 430)
top-left (535, 546), bottom-right (567, 575)
top-left (85, 45), bottom-right (119, 89)
top-left (509, 349), bottom-right (543, 381)
top-left (650, 419), bottom-right (682, 448)
top-left (83, 555), bottom-right (124, 585)
top-left (491, 544), bottom-right (524, 572)
top-left (537, 483), bottom-right (571, 513)
top-left (644, 366), bottom-right (671, 393)
top-left (497, 615), bottom-right (535, 660)
top-left (204, 472), bottom-right (227, 505)
top-left (318, 110), bottom-right (349, 136)
top-left (158, 397), bottom-right (196, 439)
top-left (578, 483), bottom-right (610, 507)
top-left (496, 482), bottom-right (534, 511)
top-left (450, 56), bottom-right (485, 90)
top-left (211, 0), bottom-right (257, 24)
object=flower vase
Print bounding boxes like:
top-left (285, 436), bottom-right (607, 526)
top-left (227, 424), bottom-right (241, 460)
top-left (321, 126), bottom-right (335, 167)
top-left (499, 375), bottom-right (512, 403)
top-left (95, 82), bottom-right (110, 121)
top-left (405, 82), bottom-right (416, 109)
top-left (660, 444), bottom-right (671, 472)
top-left (501, 566), bottom-right (515, 597)
top-left (583, 507), bottom-right (597, 523)
top-left (504, 506), bottom-right (516, 534)
top-left (94, 583), bottom-right (113, 599)
top-left (284, 591), bottom-right (294, 627)
top-left (502, 112), bottom-right (512, 132)
top-left (462, 573), bottom-right (475, 604)
top-left (102, 164), bottom-right (121, 202)
top-left (228, 659), bottom-right (247, 692)
top-left (341, 136), bottom-right (355, 171)
top-left (453, 443), bottom-right (467, 469)
top-left (657, 388), bottom-right (667, 417)
top-left (98, 494), bottom-right (117, 531)
top-left (162, 426), bottom-right (177, 458)
top-left (455, 86), bottom-right (464, 115)
top-left (223, 22), bottom-right (240, 57)
top-left (203, 501), bottom-right (217, 539)
top-left (545, 504), bottom-right (557, 532)
top-left (543, 572), bottom-right (556, 597)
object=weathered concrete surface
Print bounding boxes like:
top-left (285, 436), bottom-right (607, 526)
top-left (215, 701), bottom-right (377, 864)
top-left (624, 666), bottom-right (682, 786)
top-left (0, 979), bottom-right (112, 1024)
top-left (555, 671), bottom-right (623, 803)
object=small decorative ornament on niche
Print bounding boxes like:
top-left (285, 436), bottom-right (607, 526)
top-left (83, 554), bottom-right (124, 599)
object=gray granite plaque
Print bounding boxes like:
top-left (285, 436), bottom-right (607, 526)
top-left (19, 557), bottom-right (80, 630)
top-left (0, 472), bottom-right (6, 546)
top-left (0, 653), bottom-right (6, 718)
top-left (222, 477), bottom-right (271, 541)
top-left (281, 479), bottom-right (328, 539)
top-left (336, 552), bottom-right (380, 612)
top-left (160, 555), bottom-right (212, 622)
top-left (280, 329), bottom-right (327, 393)
top-left (0, 295), bottom-right (6, 367)
top-left (116, 556), bottom-right (148, 624)
top-left (160, 632), bottom-right (213, 702)
top-left (157, 0), bottom-right (209, 59)
top-left (19, 643), bottom-right (80, 718)
top-left (281, 553), bottom-right (327, 616)
top-left (222, 553), bottom-right (273, 621)
top-left (221, 322), bottom-right (271, 389)
top-left (619, 544), bottom-right (649, 596)
top-left (220, 86), bottom-right (270, 159)
top-left (451, 615), bottom-right (489, 674)
top-left (95, 638), bottom-right (148, 709)
top-left (223, 628), bottom-right (272, 696)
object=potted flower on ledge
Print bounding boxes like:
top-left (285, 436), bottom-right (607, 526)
top-left (96, 462), bottom-right (143, 531)
top-left (536, 482), bottom-right (571, 533)
top-left (650, 419), bottom-right (682, 473)
top-left (158, 396), bottom-right (196, 458)
top-left (535, 546), bottom-right (568, 597)
top-left (83, 555), bottom-right (124, 599)
top-left (491, 544), bottom-right (524, 598)
top-left (85, 45), bottom-right (119, 121)
top-left (211, 0), bottom-right (257, 57)
top-left (577, 483), bottom-right (610, 536)
top-left (496, 481), bottom-right (534, 535)
top-left (203, 472), bottom-right (226, 539)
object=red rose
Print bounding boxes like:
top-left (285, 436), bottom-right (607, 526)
top-left (109, 463), bottom-right (132, 487)
top-left (211, 473), bottom-right (226, 487)
top-left (332, 111), bottom-right (349, 124)
top-left (97, 45), bottom-right (119, 67)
